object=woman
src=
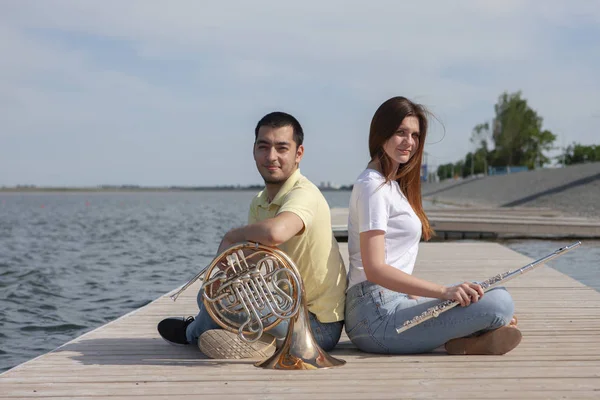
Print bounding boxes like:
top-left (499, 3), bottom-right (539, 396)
top-left (345, 96), bottom-right (521, 355)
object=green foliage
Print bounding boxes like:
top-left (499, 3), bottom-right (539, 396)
top-left (563, 143), bottom-right (600, 165)
top-left (436, 163), bottom-right (454, 180)
top-left (490, 91), bottom-right (556, 169)
top-left (439, 91), bottom-right (565, 182)
top-left (437, 161), bottom-right (470, 180)
top-left (462, 91), bottom-right (557, 176)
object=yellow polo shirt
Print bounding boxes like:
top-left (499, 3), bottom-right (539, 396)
top-left (248, 169), bottom-right (347, 323)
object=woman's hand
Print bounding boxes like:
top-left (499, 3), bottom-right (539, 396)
top-left (441, 282), bottom-right (484, 306)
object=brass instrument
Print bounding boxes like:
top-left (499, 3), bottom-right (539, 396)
top-left (396, 241), bottom-right (582, 334)
top-left (170, 242), bottom-right (345, 370)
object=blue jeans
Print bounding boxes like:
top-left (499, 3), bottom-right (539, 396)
top-left (345, 280), bottom-right (515, 354)
top-left (186, 289), bottom-right (344, 352)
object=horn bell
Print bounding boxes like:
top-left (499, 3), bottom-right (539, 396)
top-left (201, 242), bottom-right (345, 370)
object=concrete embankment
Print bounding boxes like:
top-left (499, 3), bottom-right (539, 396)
top-left (422, 162), bottom-right (600, 218)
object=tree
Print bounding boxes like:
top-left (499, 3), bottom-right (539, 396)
top-left (437, 163), bottom-right (454, 180)
top-left (470, 122), bottom-right (492, 175)
top-left (563, 143), bottom-right (600, 165)
top-left (436, 91), bottom-right (560, 182)
top-left (464, 152), bottom-right (475, 177)
top-left (454, 160), bottom-right (466, 178)
top-left (490, 91), bottom-right (556, 169)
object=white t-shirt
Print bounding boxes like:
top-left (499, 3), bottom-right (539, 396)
top-left (347, 169), bottom-right (422, 291)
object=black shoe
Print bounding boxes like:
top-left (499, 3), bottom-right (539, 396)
top-left (157, 316), bottom-right (195, 345)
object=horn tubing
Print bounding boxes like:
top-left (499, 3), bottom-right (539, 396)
top-left (165, 241), bottom-right (346, 369)
top-left (169, 264), bottom-right (211, 301)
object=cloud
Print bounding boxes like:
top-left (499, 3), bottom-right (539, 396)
top-left (1, 0), bottom-right (598, 185)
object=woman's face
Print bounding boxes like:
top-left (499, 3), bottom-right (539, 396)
top-left (382, 116), bottom-right (420, 168)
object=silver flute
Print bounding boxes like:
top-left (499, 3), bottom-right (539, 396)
top-left (395, 241), bottom-right (582, 334)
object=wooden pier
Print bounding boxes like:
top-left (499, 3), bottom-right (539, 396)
top-left (331, 207), bottom-right (600, 239)
top-left (1, 242), bottom-right (599, 398)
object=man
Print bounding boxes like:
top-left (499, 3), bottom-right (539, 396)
top-left (158, 112), bottom-right (347, 359)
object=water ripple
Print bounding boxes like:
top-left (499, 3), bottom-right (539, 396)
top-left (21, 324), bottom-right (87, 332)
top-left (1, 190), bottom-right (597, 374)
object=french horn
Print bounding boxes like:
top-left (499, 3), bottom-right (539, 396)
top-left (170, 241), bottom-right (346, 370)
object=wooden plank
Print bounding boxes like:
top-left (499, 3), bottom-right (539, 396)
top-left (1, 242), bottom-right (599, 399)
top-left (2, 379), bottom-right (600, 397)
top-left (331, 207), bottom-right (600, 237)
top-left (4, 394), bottom-right (598, 400)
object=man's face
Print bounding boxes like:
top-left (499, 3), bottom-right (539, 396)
top-left (253, 125), bottom-right (304, 185)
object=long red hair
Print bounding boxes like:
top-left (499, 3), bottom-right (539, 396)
top-left (369, 96), bottom-right (434, 241)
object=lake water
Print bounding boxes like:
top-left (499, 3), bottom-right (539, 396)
top-left (0, 191), bottom-right (597, 373)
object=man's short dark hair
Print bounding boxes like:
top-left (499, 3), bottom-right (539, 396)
top-left (254, 112), bottom-right (304, 146)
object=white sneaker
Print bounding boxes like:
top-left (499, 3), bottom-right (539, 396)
top-left (198, 329), bottom-right (276, 359)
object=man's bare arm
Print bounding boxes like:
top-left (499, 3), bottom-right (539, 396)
top-left (217, 211), bottom-right (304, 254)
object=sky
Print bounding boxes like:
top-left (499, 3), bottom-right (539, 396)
top-left (1, 0), bottom-right (599, 187)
